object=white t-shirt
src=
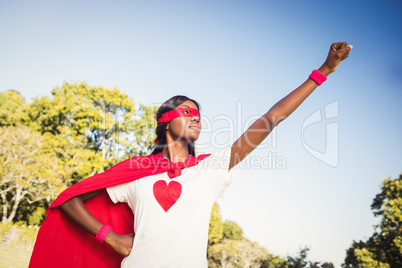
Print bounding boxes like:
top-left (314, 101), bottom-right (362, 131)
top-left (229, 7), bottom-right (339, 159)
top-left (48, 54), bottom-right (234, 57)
top-left (106, 146), bottom-right (237, 268)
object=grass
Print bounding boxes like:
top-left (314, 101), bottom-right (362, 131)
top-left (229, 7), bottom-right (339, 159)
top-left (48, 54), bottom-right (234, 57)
top-left (0, 244), bottom-right (32, 268)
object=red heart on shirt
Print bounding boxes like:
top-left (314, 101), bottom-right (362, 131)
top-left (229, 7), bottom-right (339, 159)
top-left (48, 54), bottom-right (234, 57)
top-left (153, 180), bottom-right (182, 212)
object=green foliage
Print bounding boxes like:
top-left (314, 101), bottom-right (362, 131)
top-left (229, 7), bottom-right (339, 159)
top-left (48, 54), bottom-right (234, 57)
top-left (29, 81), bottom-right (155, 162)
top-left (286, 247), bottom-right (309, 268)
top-left (0, 126), bottom-right (70, 222)
top-left (285, 247), bottom-right (334, 268)
top-left (223, 220), bottom-right (244, 240)
top-left (28, 207), bottom-right (46, 225)
top-left (0, 221), bottom-right (13, 241)
top-left (131, 103), bottom-right (159, 156)
top-left (209, 203), bottom-right (224, 245)
top-left (354, 248), bottom-right (390, 268)
top-left (0, 221), bottom-right (38, 250)
top-left (1, 82), bottom-right (158, 223)
top-left (343, 174), bottom-right (402, 268)
top-left (208, 205), bottom-right (243, 246)
top-left (207, 203), bottom-right (286, 267)
top-left (14, 222), bottom-right (39, 249)
top-left (209, 239), bottom-right (287, 268)
top-left (261, 256), bottom-right (289, 268)
top-left (0, 90), bottom-right (30, 127)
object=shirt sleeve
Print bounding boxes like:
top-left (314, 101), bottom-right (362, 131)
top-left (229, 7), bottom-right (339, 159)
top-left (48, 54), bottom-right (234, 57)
top-left (200, 146), bottom-right (238, 197)
top-left (106, 181), bottom-right (131, 204)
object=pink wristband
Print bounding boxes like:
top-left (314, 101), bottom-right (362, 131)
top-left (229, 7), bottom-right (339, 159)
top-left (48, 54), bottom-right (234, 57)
top-left (96, 225), bottom-right (113, 242)
top-left (309, 69), bottom-right (327, 86)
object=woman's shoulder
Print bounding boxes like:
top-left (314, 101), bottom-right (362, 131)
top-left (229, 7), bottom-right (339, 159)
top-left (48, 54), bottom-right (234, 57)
top-left (196, 146), bottom-right (232, 163)
top-left (106, 154), bottom-right (160, 172)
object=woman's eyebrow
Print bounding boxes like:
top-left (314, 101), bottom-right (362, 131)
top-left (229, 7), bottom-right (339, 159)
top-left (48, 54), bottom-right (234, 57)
top-left (180, 105), bottom-right (199, 110)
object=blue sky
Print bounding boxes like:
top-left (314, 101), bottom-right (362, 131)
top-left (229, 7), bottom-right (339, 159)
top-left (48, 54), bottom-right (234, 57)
top-left (1, 0), bottom-right (401, 266)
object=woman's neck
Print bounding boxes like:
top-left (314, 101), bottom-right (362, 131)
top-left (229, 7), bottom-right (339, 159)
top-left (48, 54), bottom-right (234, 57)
top-left (161, 140), bottom-right (190, 163)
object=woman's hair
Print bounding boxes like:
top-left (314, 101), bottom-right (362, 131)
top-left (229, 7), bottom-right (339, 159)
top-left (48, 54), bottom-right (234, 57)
top-left (151, 95), bottom-right (201, 156)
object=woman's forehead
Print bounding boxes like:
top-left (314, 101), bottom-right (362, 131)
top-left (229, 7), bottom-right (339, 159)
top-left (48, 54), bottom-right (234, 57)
top-left (177, 100), bottom-right (198, 110)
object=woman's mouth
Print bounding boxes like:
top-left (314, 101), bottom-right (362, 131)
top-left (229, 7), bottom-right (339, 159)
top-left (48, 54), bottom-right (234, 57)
top-left (189, 124), bottom-right (201, 131)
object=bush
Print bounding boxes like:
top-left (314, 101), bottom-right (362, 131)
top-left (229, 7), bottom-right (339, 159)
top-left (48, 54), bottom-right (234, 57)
top-left (0, 221), bottom-right (39, 250)
top-left (0, 221), bottom-right (13, 242)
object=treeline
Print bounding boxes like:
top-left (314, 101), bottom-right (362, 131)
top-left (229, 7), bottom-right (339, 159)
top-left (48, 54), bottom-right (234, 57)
top-left (207, 203), bottom-right (286, 267)
top-left (0, 82), bottom-right (157, 224)
top-left (0, 83), bottom-right (401, 267)
top-left (207, 204), bottom-right (337, 267)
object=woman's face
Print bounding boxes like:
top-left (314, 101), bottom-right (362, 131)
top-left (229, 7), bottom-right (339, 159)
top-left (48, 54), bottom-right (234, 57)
top-left (166, 100), bottom-right (201, 143)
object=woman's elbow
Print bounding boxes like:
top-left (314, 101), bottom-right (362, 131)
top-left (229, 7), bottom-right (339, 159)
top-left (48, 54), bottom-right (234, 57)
top-left (265, 110), bottom-right (287, 128)
top-left (60, 196), bottom-right (82, 213)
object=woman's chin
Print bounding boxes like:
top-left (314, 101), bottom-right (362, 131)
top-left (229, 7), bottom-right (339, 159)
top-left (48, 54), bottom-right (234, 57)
top-left (187, 135), bottom-right (200, 143)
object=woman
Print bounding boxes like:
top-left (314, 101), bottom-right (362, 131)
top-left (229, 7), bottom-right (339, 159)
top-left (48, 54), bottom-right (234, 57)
top-left (29, 42), bottom-right (352, 267)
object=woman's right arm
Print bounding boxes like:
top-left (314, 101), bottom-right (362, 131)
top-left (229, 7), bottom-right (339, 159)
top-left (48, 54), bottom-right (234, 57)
top-left (60, 189), bottom-right (134, 257)
top-left (228, 42), bottom-right (352, 170)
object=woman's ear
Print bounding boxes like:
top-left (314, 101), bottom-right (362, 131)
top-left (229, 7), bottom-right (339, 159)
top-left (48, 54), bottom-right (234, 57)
top-left (166, 123), bottom-right (169, 130)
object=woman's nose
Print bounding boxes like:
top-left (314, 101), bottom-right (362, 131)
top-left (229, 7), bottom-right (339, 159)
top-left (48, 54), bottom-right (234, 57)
top-left (191, 116), bottom-right (200, 122)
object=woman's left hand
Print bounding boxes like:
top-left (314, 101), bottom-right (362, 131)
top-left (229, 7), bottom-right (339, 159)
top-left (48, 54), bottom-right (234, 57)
top-left (319, 42), bottom-right (353, 75)
top-left (105, 232), bottom-right (135, 257)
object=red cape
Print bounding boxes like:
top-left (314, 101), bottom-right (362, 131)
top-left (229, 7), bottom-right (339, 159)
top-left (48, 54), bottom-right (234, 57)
top-left (29, 152), bottom-right (210, 268)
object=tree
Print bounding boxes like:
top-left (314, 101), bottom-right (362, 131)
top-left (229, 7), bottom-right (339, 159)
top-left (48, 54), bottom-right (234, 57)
top-left (208, 204), bottom-right (243, 246)
top-left (0, 83), bottom-right (159, 223)
top-left (0, 90), bottom-right (29, 127)
top-left (207, 203), bottom-right (286, 268)
top-left (286, 247), bottom-right (309, 268)
top-left (0, 87), bottom-right (106, 223)
top-left (129, 103), bottom-right (159, 156)
top-left (353, 248), bottom-right (390, 268)
top-left (343, 174), bottom-right (402, 268)
top-left (0, 126), bottom-right (69, 222)
top-left (223, 220), bottom-right (244, 240)
top-left (285, 247), bottom-right (334, 268)
top-left (209, 203), bottom-right (224, 245)
top-left (29, 82), bottom-right (157, 164)
top-left (28, 82), bottom-right (158, 184)
top-left (209, 239), bottom-right (287, 268)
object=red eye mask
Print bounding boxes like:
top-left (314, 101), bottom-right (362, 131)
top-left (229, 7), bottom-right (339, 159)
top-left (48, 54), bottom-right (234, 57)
top-left (157, 107), bottom-right (201, 124)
